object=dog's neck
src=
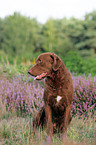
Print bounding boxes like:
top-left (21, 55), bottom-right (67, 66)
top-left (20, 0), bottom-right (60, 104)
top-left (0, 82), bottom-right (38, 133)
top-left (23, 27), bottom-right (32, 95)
top-left (46, 64), bottom-right (68, 89)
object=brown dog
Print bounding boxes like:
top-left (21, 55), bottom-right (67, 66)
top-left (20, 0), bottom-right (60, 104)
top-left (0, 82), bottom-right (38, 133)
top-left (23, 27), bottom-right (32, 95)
top-left (28, 52), bottom-right (73, 137)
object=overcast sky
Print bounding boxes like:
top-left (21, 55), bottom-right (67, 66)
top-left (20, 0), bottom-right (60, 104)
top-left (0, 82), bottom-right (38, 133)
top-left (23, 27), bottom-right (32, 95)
top-left (0, 0), bottom-right (96, 23)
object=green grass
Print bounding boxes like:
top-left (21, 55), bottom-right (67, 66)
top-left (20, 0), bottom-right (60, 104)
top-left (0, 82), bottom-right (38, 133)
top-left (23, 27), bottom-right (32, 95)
top-left (0, 111), bottom-right (95, 145)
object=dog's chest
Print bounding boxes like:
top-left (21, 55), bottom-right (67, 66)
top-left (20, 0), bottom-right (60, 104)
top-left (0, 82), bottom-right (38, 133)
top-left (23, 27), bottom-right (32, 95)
top-left (54, 95), bottom-right (62, 106)
top-left (56, 96), bottom-right (62, 103)
top-left (47, 94), bottom-right (62, 107)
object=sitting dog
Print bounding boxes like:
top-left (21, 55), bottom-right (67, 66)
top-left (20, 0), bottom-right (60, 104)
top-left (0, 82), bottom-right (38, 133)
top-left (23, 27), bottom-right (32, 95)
top-left (28, 52), bottom-right (73, 137)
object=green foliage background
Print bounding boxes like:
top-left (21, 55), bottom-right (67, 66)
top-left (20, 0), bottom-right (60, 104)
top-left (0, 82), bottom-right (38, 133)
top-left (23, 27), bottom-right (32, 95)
top-left (0, 11), bottom-right (96, 75)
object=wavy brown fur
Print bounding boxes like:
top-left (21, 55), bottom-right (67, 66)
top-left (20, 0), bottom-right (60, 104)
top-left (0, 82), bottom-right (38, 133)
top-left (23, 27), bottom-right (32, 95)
top-left (28, 52), bottom-right (73, 137)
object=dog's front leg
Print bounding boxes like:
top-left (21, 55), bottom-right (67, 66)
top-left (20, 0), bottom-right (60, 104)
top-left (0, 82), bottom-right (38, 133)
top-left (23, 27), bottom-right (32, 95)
top-left (45, 104), bottom-right (53, 138)
top-left (63, 105), bottom-right (71, 133)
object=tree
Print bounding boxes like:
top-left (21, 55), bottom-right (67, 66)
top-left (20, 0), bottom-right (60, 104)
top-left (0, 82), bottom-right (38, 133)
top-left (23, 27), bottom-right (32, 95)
top-left (1, 13), bottom-right (41, 57)
top-left (42, 18), bottom-right (56, 52)
top-left (0, 18), bottom-right (4, 50)
top-left (75, 11), bottom-right (96, 56)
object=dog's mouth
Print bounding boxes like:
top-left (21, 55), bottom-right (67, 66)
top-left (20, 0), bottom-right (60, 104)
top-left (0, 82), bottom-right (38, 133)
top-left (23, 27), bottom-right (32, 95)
top-left (28, 70), bottom-right (47, 80)
top-left (35, 72), bottom-right (47, 80)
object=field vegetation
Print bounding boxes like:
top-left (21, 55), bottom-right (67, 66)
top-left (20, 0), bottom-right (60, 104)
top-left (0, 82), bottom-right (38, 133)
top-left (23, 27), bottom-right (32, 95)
top-left (0, 67), bottom-right (95, 144)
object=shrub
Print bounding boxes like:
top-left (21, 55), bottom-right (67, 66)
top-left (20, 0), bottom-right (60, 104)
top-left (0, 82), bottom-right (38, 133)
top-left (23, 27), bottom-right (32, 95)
top-left (0, 75), bottom-right (44, 115)
top-left (0, 74), bottom-right (95, 117)
top-left (72, 74), bottom-right (96, 117)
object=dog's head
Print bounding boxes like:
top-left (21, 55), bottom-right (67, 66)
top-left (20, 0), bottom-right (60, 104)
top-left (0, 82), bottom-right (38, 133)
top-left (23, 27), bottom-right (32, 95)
top-left (28, 52), bottom-right (62, 80)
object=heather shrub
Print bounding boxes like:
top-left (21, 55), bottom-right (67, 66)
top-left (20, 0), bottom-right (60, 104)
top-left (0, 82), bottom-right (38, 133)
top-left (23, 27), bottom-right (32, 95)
top-left (0, 74), bottom-right (96, 117)
top-left (0, 75), bottom-right (44, 116)
top-left (72, 74), bottom-right (96, 117)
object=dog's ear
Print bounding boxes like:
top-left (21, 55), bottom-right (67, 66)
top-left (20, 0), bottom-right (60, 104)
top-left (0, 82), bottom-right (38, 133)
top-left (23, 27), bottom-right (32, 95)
top-left (50, 54), bottom-right (62, 71)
